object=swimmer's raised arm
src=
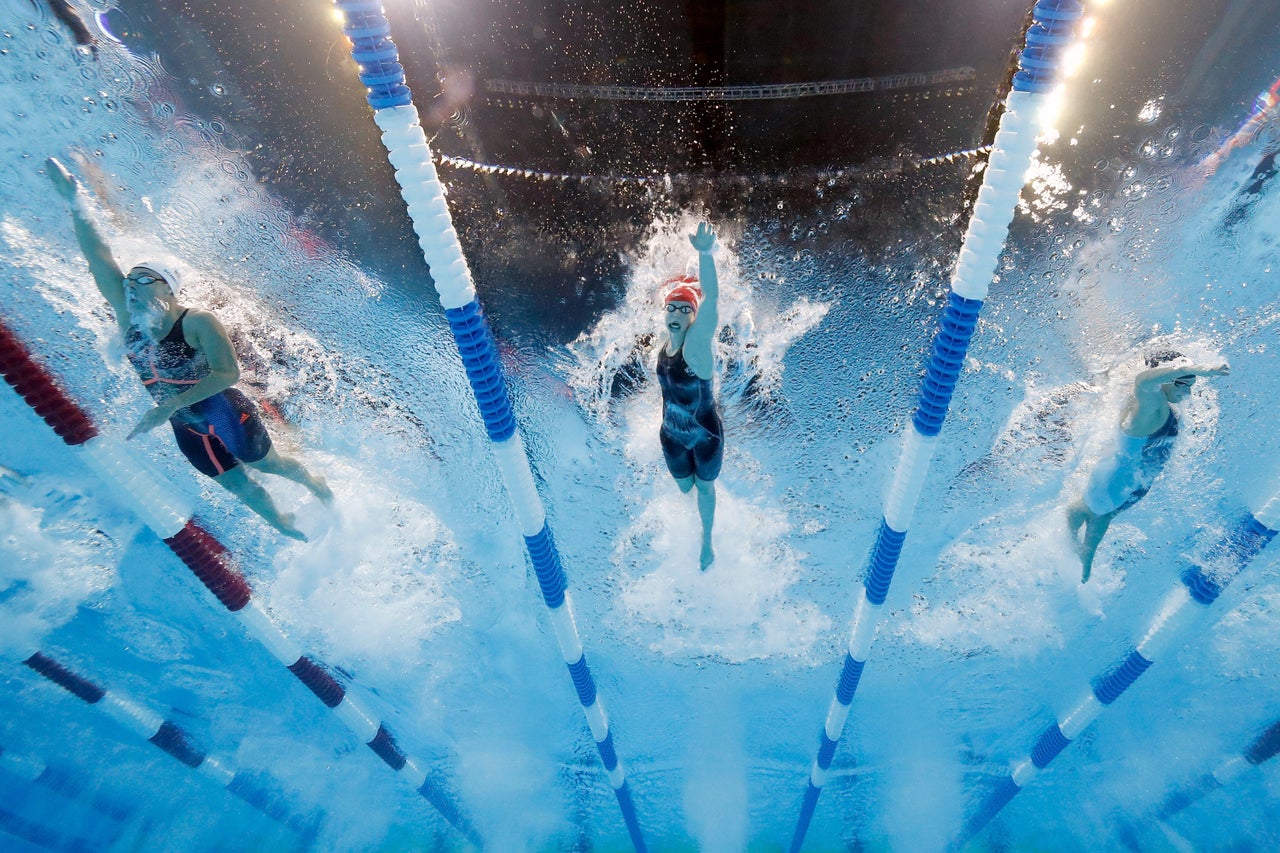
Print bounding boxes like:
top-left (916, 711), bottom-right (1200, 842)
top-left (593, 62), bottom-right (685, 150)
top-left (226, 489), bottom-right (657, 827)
top-left (46, 157), bottom-right (129, 332)
top-left (682, 222), bottom-right (719, 378)
top-left (1127, 358), bottom-right (1230, 435)
top-left (1133, 359), bottom-right (1231, 395)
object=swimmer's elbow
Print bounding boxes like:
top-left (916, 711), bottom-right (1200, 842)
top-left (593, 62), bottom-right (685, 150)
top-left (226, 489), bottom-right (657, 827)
top-left (215, 364), bottom-right (241, 387)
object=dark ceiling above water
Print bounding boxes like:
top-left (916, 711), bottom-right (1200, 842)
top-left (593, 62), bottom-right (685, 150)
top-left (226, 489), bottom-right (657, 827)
top-left (412, 0), bottom-right (1033, 174)
top-left (97, 0), bottom-right (1280, 338)
top-left (118, 0), bottom-right (1038, 196)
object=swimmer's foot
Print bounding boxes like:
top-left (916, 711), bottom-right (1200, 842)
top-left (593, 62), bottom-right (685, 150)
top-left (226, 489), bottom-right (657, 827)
top-left (309, 476), bottom-right (334, 505)
top-left (1080, 560), bottom-right (1092, 584)
top-left (277, 513), bottom-right (309, 542)
top-left (700, 542), bottom-right (715, 571)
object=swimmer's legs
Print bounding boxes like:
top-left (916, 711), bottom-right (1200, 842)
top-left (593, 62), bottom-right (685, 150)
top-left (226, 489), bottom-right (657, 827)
top-left (694, 477), bottom-right (716, 571)
top-left (245, 447), bottom-right (333, 504)
top-left (1066, 499), bottom-right (1114, 583)
top-left (673, 474), bottom-right (716, 569)
top-left (214, 466), bottom-right (307, 541)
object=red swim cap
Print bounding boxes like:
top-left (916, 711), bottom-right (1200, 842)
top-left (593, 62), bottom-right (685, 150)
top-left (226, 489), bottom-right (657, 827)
top-left (663, 275), bottom-right (701, 310)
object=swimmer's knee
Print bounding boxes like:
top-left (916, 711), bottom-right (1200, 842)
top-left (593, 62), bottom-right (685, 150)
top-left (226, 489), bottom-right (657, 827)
top-left (213, 466), bottom-right (246, 485)
top-left (214, 466), bottom-right (259, 494)
top-left (674, 475), bottom-right (695, 493)
top-left (694, 476), bottom-right (716, 494)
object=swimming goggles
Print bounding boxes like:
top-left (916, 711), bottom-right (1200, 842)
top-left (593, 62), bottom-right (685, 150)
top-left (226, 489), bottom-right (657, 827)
top-left (125, 272), bottom-right (166, 287)
top-left (1171, 376), bottom-right (1195, 388)
top-left (665, 304), bottom-right (695, 314)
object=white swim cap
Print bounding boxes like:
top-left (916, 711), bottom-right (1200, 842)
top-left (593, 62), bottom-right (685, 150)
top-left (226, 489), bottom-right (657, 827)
top-left (128, 260), bottom-right (182, 295)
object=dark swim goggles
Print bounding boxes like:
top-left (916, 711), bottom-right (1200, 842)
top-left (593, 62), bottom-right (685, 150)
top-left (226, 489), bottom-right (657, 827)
top-left (125, 272), bottom-right (167, 286)
top-left (665, 303), bottom-right (695, 314)
top-left (1171, 376), bottom-right (1195, 388)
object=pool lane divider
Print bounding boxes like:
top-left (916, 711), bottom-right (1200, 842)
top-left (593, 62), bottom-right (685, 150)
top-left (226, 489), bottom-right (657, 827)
top-left (0, 743), bottom-right (134, 824)
top-left (1154, 716), bottom-right (1280, 821)
top-left (332, 2), bottom-right (647, 849)
top-left (21, 650), bottom-right (318, 838)
top-left (0, 798), bottom-right (102, 853)
top-left (788, 2), bottom-right (1084, 849)
top-left (953, 494), bottom-right (1280, 847)
top-left (0, 318), bottom-right (480, 846)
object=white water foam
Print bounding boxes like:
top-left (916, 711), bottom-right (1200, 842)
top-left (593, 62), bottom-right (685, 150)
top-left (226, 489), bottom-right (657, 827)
top-left (266, 455), bottom-right (464, 674)
top-left (0, 469), bottom-right (127, 656)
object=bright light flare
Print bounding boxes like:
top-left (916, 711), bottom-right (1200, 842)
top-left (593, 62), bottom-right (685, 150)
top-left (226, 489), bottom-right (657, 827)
top-left (1038, 85), bottom-right (1068, 138)
top-left (1062, 42), bottom-right (1088, 78)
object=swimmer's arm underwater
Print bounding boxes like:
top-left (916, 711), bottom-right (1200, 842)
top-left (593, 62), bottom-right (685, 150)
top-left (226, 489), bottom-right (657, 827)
top-left (1202, 112), bottom-right (1271, 176)
top-left (44, 0), bottom-right (97, 53)
top-left (682, 222), bottom-right (719, 380)
top-left (126, 311), bottom-right (241, 439)
top-left (1125, 359), bottom-right (1230, 436)
top-left (46, 157), bottom-right (131, 333)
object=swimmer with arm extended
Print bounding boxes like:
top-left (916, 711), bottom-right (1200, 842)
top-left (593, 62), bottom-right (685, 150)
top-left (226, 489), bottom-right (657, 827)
top-left (1066, 352), bottom-right (1229, 582)
top-left (46, 157), bottom-right (331, 540)
top-left (657, 223), bottom-right (722, 570)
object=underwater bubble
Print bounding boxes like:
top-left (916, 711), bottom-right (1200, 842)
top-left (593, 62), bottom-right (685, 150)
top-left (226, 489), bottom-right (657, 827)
top-left (1137, 98), bottom-right (1163, 124)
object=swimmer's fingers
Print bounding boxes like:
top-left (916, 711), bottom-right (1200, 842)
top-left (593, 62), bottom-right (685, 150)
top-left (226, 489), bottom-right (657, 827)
top-left (126, 406), bottom-right (169, 440)
top-left (46, 157), bottom-right (79, 199)
top-left (689, 222), bottom-right (716, 253)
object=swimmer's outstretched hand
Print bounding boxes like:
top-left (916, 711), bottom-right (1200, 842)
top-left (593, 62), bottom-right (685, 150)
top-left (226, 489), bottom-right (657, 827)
top-left (127, 405), bottom-right (173, 440)
top-left (689, 222), bottom-right (716, 254)
top-left (46, 157), bottom-right (80, 201)
top-left (1168, 357), bottom-right (1231, 379)
top-left (1197, 361), bottom-right (1230, 377)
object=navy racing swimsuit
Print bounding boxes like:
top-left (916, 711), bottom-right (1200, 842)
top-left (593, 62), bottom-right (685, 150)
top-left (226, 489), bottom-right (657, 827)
top-left (656, 345), bottom-right (723, 482)
top-left (125, 311), bottom-right (271, 477)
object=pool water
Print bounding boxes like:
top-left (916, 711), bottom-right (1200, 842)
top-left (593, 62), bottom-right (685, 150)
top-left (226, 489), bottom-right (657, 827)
top-left (1, 0), bottom-right (1279, 850)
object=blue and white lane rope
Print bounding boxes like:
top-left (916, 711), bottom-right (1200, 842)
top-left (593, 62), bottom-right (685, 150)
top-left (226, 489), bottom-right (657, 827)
top-left (954, 492), bottom-right (1280, 847)
top-left (332, 3), bottom-right (647, 849)
top-left (1155, 717), bottom-right (1280, 820)
top-left (788, 3), bottom-right (1083, 849)
top-left (0, 318), bottom-right (478, 845)
top-left (22, 651), bottom-right (316, 836)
